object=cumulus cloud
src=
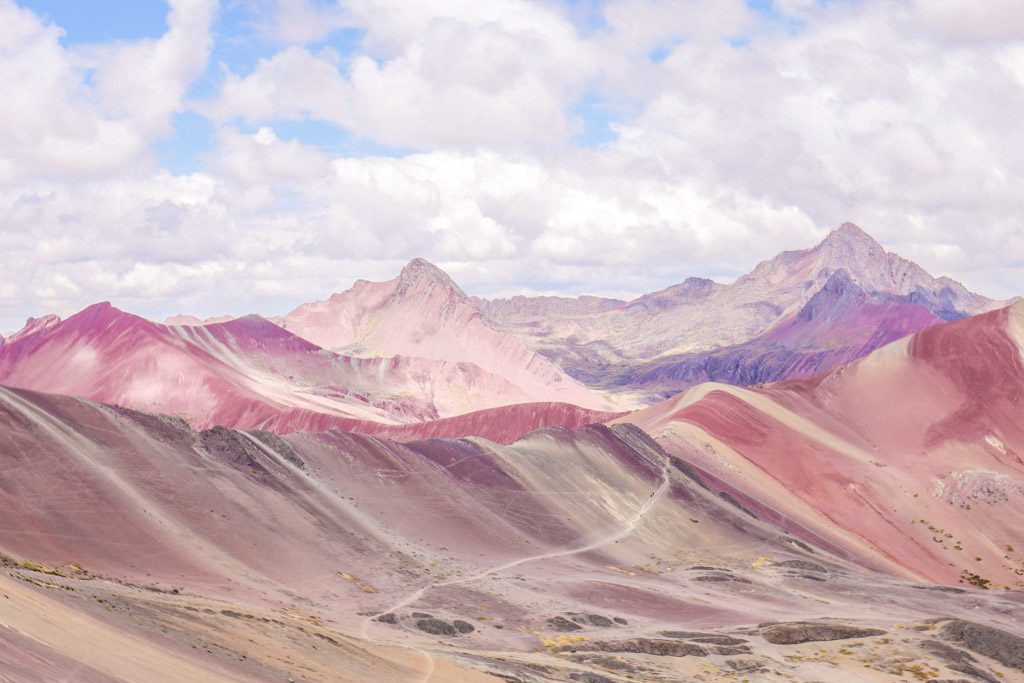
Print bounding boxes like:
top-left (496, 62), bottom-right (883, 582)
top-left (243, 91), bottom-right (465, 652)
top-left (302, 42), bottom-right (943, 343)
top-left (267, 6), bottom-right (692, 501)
top-left (913, 0), bottom-right (1024, 42)
top-left (88, 0), bottom-right (216, 136)
top-left (0, 1), bottom-right (144, 182)
top-left (0, 0), bottom-right (1022, 332)
top-left (203, 0), bottom-right (593, 150)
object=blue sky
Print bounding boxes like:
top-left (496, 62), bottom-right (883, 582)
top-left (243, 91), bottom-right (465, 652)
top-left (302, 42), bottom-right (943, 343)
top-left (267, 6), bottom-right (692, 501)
top-left (1, 0), bottom-right (1020, 328)
top-left (22, 0), bottom-right (170, 42)
top-left (18, 0), bottom-right (799, 175)
top-left (22, 0), bottom-right (381, 173)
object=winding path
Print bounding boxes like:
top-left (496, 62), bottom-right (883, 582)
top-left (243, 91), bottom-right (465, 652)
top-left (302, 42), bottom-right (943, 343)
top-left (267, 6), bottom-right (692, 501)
top-left (358, 452), bottom-right (672, 682)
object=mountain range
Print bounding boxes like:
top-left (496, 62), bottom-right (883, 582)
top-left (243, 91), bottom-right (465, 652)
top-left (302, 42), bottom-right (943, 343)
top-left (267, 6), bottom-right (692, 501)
top-left (478, 223), bottom-right (1003, 396)
top-left (1, 224), bottom-right (1022, 682)
top-left (5, 222), bottom-right (1000, 426)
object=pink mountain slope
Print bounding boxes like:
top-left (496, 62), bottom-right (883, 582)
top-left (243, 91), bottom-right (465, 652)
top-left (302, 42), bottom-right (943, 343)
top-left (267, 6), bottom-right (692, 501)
top-left (259, 400), bottom-right (625, 445)
top-left (0, 303), bottom-right (616, 440)
top-left (0, 303), bottom-right (410, 428)
top-left (5, 313), bottom-right (62, 344)
top-left (164, 313), bottom-right (235, 326)
top-left (619, 300), bottom-right (1024, 587)
top-left (178, 314), bottom-right (613, 420)
top-left (278, 258), bottom-right (614, 411)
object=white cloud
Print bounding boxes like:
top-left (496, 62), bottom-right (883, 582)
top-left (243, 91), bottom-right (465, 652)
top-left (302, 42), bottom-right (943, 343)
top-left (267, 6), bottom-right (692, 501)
top-left (912, 0), bottom-right (1024, 42)
top-left (204, 46), bottom-right (352, 125)
top-left (88, 0), bottom-right (216, 137)
top-left (203, 0), bottom-right (593, 151)
top-left (0, 0), bottom-right (214, 183)
top-left (0, 0), bottom-right (1022, 331)
top-left (0, 1), bottom-right (145, 181)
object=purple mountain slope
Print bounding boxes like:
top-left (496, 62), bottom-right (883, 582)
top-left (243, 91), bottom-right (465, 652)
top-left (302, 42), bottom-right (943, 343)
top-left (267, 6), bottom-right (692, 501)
top-left (478, 223), bottom-right (1002, 398)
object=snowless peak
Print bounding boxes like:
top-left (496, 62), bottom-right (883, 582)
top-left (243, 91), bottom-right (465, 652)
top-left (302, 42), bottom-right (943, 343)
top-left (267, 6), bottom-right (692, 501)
top-left (398, 257), bottom-right (465, 295)
top-left (7, 313), bottom-right (62, 343)
top-left (810, 222), bottom-right (894, 283)
top-left (818, 222), bottom-right (885, 255)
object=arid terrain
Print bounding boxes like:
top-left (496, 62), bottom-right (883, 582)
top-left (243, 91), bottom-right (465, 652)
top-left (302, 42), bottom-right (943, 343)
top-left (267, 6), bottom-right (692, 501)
top-left (0, 226), bottom-right (1022, 682)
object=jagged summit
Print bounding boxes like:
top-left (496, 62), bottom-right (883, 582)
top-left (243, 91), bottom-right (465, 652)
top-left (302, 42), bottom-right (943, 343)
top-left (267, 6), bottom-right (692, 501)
top-left (825, 221), bottom-right (883, 247)
top-left (744, 222), bottom-right (939, 300)
top-left (814, 222), bottom-right (887, 269)
top-left (7, 313), bottom-right (62, 344)
top-left (398, 257), bottom-right (465, 296)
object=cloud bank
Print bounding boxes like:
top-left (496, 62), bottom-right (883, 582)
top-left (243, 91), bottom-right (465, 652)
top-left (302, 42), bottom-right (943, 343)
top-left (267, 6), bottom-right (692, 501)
top-left (0, 0), bottom-right (1021, 330)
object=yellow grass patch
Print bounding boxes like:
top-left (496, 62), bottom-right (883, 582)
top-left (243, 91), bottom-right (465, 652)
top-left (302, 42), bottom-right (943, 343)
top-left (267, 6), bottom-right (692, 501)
top-left (338, 572), bottom-right (377, 593)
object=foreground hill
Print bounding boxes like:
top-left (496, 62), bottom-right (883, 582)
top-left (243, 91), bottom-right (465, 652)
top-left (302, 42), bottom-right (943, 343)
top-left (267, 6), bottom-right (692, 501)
top-left (0, 385), bottom-right (1021, 681)
top-left (620, 300), bottom-right (1024, 587)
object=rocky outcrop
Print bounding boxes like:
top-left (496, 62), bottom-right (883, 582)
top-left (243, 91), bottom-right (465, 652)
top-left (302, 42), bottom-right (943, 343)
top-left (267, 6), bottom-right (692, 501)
top-left (939, 620), bottom-right (1024, 671)
top-left (758, 622), bottom-right (886, 644)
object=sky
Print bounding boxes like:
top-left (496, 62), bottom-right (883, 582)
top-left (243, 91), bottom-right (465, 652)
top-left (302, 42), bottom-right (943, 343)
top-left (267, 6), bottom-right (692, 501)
top-left (0, 0), bottom-right (1022, 330)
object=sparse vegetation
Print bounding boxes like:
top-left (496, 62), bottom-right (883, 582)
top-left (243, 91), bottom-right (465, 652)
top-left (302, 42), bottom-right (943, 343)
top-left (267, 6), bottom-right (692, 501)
top-left (960, 570), bottom-right (991, 589)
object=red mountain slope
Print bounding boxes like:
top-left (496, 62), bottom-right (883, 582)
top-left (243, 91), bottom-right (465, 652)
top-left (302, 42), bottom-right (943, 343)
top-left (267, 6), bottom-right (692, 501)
top-left (619, 301), bottom-right (1024, 587)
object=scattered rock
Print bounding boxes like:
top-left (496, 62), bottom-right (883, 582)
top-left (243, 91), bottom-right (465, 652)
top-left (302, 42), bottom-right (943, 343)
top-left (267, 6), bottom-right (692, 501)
top-left (558, 639), bottom-right (708, 657)
top-left (416, 618), bottom-right (457, 636)
top-left (452, 620), bottom-right (475, 634)
top-left (689, 636), bottom-right (749, 646)
top-left (940, 619), bottom-right (1024, 671)
top-left (913, 585), bottom-right (967, 594)
top-left (694, 573), bottom-right (752, 584)
top-left (787, 538), bottom-right (815, 553)
top-left (759, 622), bottom-right (885, 644)
top-left (920, 640), bottom-right (977, 666)
top-left (569, 673), bottom-right (614, 683)
top-left (919, 642), bottom-right (999, 683)
top-left (567, 613), bottom-right (615, 628)
top-left (726, 658), bottom-right (766, 673)
top-left (374, 613), bottom-right (397, 624)
top-left (772, 559), bottom-right (827, 573)
top-left (569, 655), bottom-right (640, 673)
top-left (548, 616), bottom-right (583, 632)
top-left (660, 630), bottom-right (716, 640)
top-left (314, 632), bottom-right (340, 647)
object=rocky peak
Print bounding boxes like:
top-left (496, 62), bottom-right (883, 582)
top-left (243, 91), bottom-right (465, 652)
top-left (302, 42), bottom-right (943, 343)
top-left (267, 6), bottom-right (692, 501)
top-left (397, 258), bottom-right (466, 298)
top-left (7, 313), bottom-right (62, 343)
top-left (814, 222), bottom-right (887, 267)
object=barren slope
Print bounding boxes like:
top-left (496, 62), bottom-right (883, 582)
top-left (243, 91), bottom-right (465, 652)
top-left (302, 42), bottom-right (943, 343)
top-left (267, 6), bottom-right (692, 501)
top-left (620, 301), bottom-right (1024, 587)
top-left (279, 258), bottom-right (613, 411)
top-left (0, 386), bottom-right (1021, 681)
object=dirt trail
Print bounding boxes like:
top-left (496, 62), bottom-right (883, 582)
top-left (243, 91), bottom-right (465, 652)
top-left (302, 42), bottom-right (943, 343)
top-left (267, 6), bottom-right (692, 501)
top-left (359, 452), bottom-right (672, 682)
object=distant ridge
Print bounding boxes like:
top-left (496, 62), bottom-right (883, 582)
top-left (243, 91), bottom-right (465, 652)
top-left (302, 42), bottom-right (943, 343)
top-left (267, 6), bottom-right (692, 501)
top-left (278, 257), bottom-right (613, 411)
top-left (476, 222), bottom-right (1002, 397)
